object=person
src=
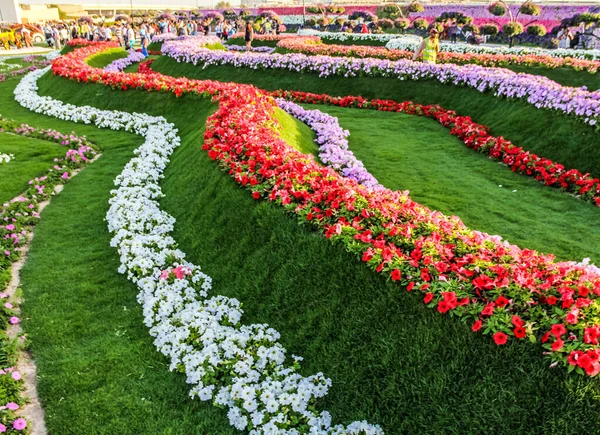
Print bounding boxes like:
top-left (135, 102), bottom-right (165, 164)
top-left (140, 24), bottom-right (149, 57)
top-left (413, 28), bottom-right (440, 64)
top-left (245, 21), bottom-right (253, 51)
top-left (263, 19), bottom-right (272, 35)
top-left (361, 22), bottom-right (369, 34)
top-left (21, 26), bottom-right (33, 48)
top-left (570, 31), bottom-right (581, 49)
top-left (449, 21), bottom-right (459, 43)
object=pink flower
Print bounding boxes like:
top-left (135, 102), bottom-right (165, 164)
top-left (4, 303), bottom-right (12, 309)
top-left (11, 372), bottom-right (21, 381)
top-left (12, 418), bottom-right (26, 430)
top-left (61, 172), bottom-right (69, 179)
top-left (9, 317), bottom-right (19, 325)
top-left (5, 402), bottom-right (18, 410)
top-left (3, 251), bottom-right (9, 256)
top-left (0, 423), bottom-right (6, 433)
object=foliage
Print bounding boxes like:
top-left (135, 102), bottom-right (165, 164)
top-left (519, 1), bottom-right (541, 17)
top-left (215, 1), bottom-right (231, 8)
top-left (488, 2), bottom-right (507, 17)
top-left (349, 11), bottom-right (377, 22)
top-left (317, 17), bottom-right (331, 27)
top-left (376, 18), bottom-right (394, 30)
top-left (503, 21), bottom-right (524, 37)
top-left (527, 24), bottom-right (547, 37)
top-left (480, 23), bottom-right (500, 35)
top-left (413, 18), bottom-right (429, 30)
top-left (407, 1), bottom-right (424, 13)
top-left (305, 18), bottom-right (317, 27)
top-left (394, 18), bottom-right (410, 30)
top-left (435, 12), bottom-right (473, 26)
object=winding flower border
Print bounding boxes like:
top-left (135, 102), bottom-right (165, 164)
top-left (15, 67), bottom-right (381, 434)
top-left (160, 38), bottom-right (600, 130)
top-left (277, 36), bottom-right (600, 75)
top-left (48, 43), bottom-right (600, 379)
top-left (272, 91), bottom-right (600, 207)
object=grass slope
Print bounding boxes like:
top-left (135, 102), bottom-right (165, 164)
top-left (151, 55), bottom-right (600, 179)
top-left (24, 70), bottom-right (600, 432)
top-left (0, 133), bottom-right (66, 204)
top-left (315, 104), bottom-right (600, 263)
top-left (503, 64), bottom-right (600, 91)
top-left (0, 77), bottom-right (237, 434)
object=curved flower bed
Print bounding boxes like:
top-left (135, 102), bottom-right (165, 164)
top-left (0, 115), bottom-right (98, 433)
top-left (16, 65), bottom-right (382, 434)
top-left (278, 37), bottom-right (600, 74)
top-left (103, 50), bottom-right (146, 72)
top-left (160, 38), bottom-right (600, 130)
top-left (272, 91), bottom-right (600, 207)
top-left (66, 38), bottom-right (101, 47)
top-left (297, 31), bottom-right (600, 61)
top-left (151, 33), bottom-right (177, 44)
top-left (227, 45), bottom-right (276, 53)
top-left (48, 43), bottom-right (600, 379)
top-left (0, 57), bottom-right (52, 83)
top-left (275, 99), bottom-right (380, 189)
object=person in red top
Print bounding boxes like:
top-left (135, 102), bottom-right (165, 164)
top-left (361, 22), bottom-right (369, 34)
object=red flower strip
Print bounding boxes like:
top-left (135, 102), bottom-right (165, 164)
top-left (52, 43), bottom-right (600, 377)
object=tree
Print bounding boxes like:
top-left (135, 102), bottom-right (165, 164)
top-left (215, 1), bottom-right (231, 9)
top-left (488, 0), bottom-right (542, 47)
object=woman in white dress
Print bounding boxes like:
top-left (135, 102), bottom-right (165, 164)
top-left (557, 27), bottom-right (570, 49)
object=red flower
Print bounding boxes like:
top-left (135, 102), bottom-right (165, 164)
top-left (493, 332), bottom-right (508, 345)
top-left (495, 295), bottom-right (509, 308)
top-left (551, 338), bottom-right (564, 352)
top-left (472, 320), bottom-right (483, 332)
top-left (550, 323), bottom-right (567, 338)
top-left (511, 315), bottom-right (524, 328)
top-left (513, 326), bottom-right (526, 339)
top-left (252, 191), bottom-right (261, 199)
top-left (406, 282), bottom-right (415, 292)
top-left (423, 293), bottom-right (434, 304)
top-left (391, 269), bottom-right (402, 281)
top-left (568, 350), bottom-right (584, 366)
top-left (420, 268), bottom-right (431, 282)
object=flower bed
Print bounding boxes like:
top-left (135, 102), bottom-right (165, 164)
top-left (278, 36), bottom-right (600, 74)
top-left (103, 50), bottom-right (146, 72)
top-left (0, 115), bottom-right (98, 433)
top-left (385, 36), bottom-right (600, 61)
top-left (298, 29), bottom-right (403, 46)
top-left (0, 57), bottom-right (52, 83)
top-left (25, 55), bottom-right (382, 433)
top-left (227, 45), bottom-right (276, 53)
top-left (46, 43), bottom-right (600, 381)
top-left (276, 98), bottom-right (380, 189)
top-left (160, 38), bottom-right (600, 130)
top-left (150, 33), bottom-right (178, 44)
top-left (272, 91), bottom-right (600, 207)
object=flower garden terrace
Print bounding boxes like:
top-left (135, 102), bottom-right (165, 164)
top-left (4, 39), bottom-right (600, 433)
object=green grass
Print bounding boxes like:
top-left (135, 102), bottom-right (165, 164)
top-left (151, 55), bottom-right (600, 179)
top-left (0, 133), bottom-right (66, 204)
top-left (503, 64), bottom-right (600, 91)
top-left (273, 107), bottom-right (319, 158)
top-left (226, 37), bottom-right (278, 47)
top-left (6, 67), bottom-right (600, 433)
top-left (85, 48), bottom-right (128, 68)
top-left (311, 104), bottom-right (600, 264)
top-left (0, 77), bottom-right (237, 434)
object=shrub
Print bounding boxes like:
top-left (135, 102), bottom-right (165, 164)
top-left (327, 6), bottom-right (344, 14)
top-left (467, 34), bottom-right (484, 45)
top-left (543, 37), bottom-right (559, 49)
top-left (394, 18), bottom-right (410, 29)
top-left (408, 2), bottom-right (424, 13)
top-left (480, 23), bottom-right (499, 35)
top-left (519, 1), bottom-right (541, 16)
top-left (376, 18), bottom-right (394, 29)
top-left (502, 21), bottom-right (524, 37)
top-left (305, 17), bottom-right (317, 26)
top-left (317, 17), bottom-right (331, 26)
top-left (413, 18), bottom-right (428, 29)
top-left (307, 6), bottom-right (320, 14)
top-left (526, 24), bottom-right (546, 36)
top-left (335, 17), bottom-right (347, 26)
top-left (488, 2), bottom-right (507, 16)
top-left (463, 23), bottom-right (480, 34)
top-left (436, 12), bottom-right (473, 26)
top-left (349, 11), bottom-right (377, 22)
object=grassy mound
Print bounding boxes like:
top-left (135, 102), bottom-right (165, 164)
top-left (314, 104), bottom-right (600, 263)
top-left (0, 133), bottom-right (66, 204)
top-left (151, 55), bottom-right (600, 179)
top-left (86, 48), bottom-right (128, 68)
top-left (227, 37), bottom-right (278, 47)
top-left (17, 69), bottom-right (600, 433)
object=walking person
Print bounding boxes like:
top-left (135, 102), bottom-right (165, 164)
top-left (245, 21), bottom-right (253, 52)
top-left (413, 28), bottom-right (440, 64)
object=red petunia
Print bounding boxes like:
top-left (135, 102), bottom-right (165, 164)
top-left (391, 269), bottom-right (402, 281)
top-left (420, 268), bottom-right (431, 282)
top-left (252, 191), bottom-right (261, 199)
top-left (511, 315), bottom-right (524, 328)
top-left (472, 320), bottom-right (483, 332)
top-left (406, 282), bottom-right (415, 292)
top-left (495, 295), bottom-right (509, 308)
top-left (551, 338), bottom-right (564, 352)
top-left (513, 326), bottom-right (526, 339)
top-left (493, 332), bottom-right (508, 345)
top-left (550, 323), bottom-right (567, 338)
top-left (423, 293), bottom-right (434, 304)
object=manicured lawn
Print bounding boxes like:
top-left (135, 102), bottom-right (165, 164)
top-left (0, 133), bottom-right (66, 204)
top-left (309, 104), bottom-right (600, 263)
top-left (151, 55), bottom-right (600, 179)
top-left (23, 68), bottom-right (600, 433)
top-left (0, 77), bottom-right (237, 434)
top-left (503, 64), bottom-right (600, 91)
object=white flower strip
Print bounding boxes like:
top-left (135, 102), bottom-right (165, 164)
top-left (298, 29), bottom-right (404, 44)
top-left (276, 98), bottom-right (381, 189)
top-left (14, 67), bottom-right (382, 435)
